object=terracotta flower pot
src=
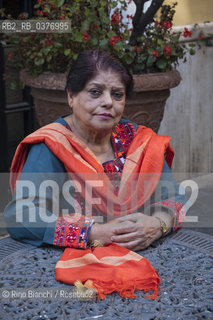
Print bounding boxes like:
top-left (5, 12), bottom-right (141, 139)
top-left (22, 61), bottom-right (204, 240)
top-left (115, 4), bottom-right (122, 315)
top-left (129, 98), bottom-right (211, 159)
top-left (20, 69), bottom-right (181, 132)
top-left (124, 70), bottom-right (181, 132)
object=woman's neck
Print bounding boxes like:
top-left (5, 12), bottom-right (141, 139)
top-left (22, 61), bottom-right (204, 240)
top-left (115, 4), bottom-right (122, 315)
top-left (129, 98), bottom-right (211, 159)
top-left (64, 115), bottom-right (113, 158)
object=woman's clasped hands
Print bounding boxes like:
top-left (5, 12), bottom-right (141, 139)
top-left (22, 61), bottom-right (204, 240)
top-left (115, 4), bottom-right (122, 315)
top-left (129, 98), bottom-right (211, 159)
top-left (89, 213), bottom-right (162, 251)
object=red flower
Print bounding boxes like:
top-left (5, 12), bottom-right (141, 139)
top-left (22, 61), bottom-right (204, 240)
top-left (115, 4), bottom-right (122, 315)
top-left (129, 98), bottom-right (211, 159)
top-left (163, 46), bottom-right (172, 57)
top-left (133, 46), bottom-right (140, 53)
top-left (109, 36), bottom-right (117, 46)
top-left (83, 32), bottom-right (89, 42)
top-left (45, 40), bottom-right (51, 45)
top-left (198, 34), bottom-right (204, 40)
top-left (44, 11), bottom-right (49, 16)
top-left (152, 50), bottom-right (159, 59)
top-left (8, 52), bottom-right (13, 60)
top-left (91, 24), bottom-right (99, 30)
top-left (127, 14), bottom-right (133, 19)
top-left (111, 12), bottom-right (120, 25)
top-left (129, 28), bottom-right (133, 32)
top-left (37, 0), bottom-right (42, 4)
top-left (109, 36), bottom-right (122, 46)
top-left (183, 27), bottom-right (192, 38)
top-left (60, 16), bottom-right (65, 20)
top-left (162, 21), bottom-right (172, 29)
top-left (36, 10), bottom-right (43, 16)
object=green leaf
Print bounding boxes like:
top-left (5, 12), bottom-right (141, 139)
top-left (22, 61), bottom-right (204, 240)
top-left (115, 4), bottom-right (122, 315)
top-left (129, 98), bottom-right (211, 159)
top-left (64, 49), bottom-right (71, 56)
top-left (46, 55), bottom-right (52, 62)
top-left (0, 40), bottom-right (7, 46)
top-left (147, 55), bottom-right (155, 67)
top-left (189, 48), bottom-right (196, 55)
top-left (72, 53), bottom-right (78, 61)
top-left (72, 29), bottom-right (83, 42)
top-left (54, 0), bottom-right (65, 8)
top-left (137, 55), bottom-right (146, 63)
top-left (42, 47), bottom-right (51, 55)
top-left (147, 48), bottom-right (154, 55)
top-left (43, 6), bottom-right (50, 13)
top-left (54, 42), bottom-right (63, 48)
top-left (125, 55), bottom-right (134, 65)
top-left (111, 1), bottom-right (117, 8)
top-left (117, 50), bottom-right (124, 59)
top-left (81, 20), bottom-right (90, 32)
top-left (157, 39), bottom-right (164, 46)
top-left (34, 58), bottom-right (44, 66)
top-left (156, 57), bottom-right (167, 70)
top-left (99, 39), bottom-right (108, 49)
top-left (91, 38), bottom-right (98, 46)
top-left (108, 30), bottom-right (115, 38)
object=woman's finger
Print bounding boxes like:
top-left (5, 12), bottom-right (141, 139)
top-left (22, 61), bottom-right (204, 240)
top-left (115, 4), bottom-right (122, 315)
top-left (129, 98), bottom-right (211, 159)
top-left (117, 214), bottom-right (138, 223)
top-left (113, 239), bottom-right (140, 250)
top-left (113, 222), bottom-right (138, 235)
top-left (111, 231), bottom-right (138, 243)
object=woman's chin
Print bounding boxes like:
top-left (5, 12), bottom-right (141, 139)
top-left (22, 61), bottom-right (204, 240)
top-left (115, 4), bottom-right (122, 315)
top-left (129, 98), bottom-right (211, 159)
top-left (91, 119), bottom-right (118, 132)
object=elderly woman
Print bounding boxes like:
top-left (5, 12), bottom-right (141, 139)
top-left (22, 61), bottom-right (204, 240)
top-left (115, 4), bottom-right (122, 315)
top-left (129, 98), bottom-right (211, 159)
top-left (4, 50), bottom-right (186, 252)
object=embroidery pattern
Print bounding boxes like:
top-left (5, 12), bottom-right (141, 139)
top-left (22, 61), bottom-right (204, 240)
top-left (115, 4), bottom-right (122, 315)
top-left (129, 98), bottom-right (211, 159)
top-left (103, 122), bottom-right (136, 191)
top-left (151, 200), bottom-right (185, 231)
top-left (53, 215), bottom-right (93, 249)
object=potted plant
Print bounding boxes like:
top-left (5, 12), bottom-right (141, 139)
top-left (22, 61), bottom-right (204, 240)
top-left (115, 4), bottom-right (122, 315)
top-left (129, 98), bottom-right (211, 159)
top-left (1, 0), bottom-right (196, 131)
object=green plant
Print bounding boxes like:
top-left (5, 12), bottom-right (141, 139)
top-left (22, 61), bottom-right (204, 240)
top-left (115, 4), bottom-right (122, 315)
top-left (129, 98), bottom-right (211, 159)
top-left (1, 0), bottom-right (196, 78)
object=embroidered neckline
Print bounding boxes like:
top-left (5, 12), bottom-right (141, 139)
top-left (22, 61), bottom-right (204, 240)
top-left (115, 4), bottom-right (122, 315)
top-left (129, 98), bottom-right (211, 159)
top-left (62, 119), bottom-right (136, 174)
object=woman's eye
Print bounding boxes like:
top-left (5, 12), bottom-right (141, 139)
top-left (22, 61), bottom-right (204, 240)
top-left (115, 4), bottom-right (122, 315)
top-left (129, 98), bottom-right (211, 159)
top-left (89, 89), bottom-right (102, 97)
top-left (112, 92), bottom-right (124, 100)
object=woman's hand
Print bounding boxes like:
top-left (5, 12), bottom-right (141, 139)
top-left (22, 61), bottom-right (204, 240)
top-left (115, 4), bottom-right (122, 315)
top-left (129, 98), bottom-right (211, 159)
top-left (110, 213), bottom-right (162, 251)
top-left (88, 218), bottom-right (138, 246)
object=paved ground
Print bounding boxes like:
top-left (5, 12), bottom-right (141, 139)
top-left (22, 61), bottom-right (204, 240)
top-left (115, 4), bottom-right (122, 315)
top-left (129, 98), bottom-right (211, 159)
top-left (1, 173), bottom-right (213, 239)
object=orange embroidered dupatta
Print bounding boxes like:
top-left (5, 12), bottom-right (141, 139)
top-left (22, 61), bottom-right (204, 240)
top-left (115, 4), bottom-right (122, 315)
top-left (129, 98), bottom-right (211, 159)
top-left (10, 122), bottom-right (174, 217)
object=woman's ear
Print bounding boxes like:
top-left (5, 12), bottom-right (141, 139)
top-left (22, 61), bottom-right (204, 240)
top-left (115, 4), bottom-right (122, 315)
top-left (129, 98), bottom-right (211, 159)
top-left (67, 90), bottom-right (73, 108)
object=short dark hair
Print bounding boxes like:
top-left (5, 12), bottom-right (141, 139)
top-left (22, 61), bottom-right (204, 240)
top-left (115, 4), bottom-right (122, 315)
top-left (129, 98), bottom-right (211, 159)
top-left (66, 50), bottom-right (133, 97)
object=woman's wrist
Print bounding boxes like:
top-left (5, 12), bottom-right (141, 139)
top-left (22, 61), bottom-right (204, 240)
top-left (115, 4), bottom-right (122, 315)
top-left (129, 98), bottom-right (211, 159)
top-left (88, 223), bottom-right (102, 244)
top-left (151, 211), bottom-right (173, 236)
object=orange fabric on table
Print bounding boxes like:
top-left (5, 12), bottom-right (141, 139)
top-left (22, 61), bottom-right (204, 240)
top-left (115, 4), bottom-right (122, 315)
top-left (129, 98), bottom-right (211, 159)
top-left (55, 243), bottom-right (161, 300)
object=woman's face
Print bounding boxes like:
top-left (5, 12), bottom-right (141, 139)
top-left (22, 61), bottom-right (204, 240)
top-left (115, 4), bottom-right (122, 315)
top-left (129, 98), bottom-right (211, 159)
top-left (68, 69), bottom-right (126, 135)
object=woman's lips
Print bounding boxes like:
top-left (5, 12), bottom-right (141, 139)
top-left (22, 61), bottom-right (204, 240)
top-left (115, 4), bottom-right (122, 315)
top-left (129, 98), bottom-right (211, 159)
top-left (96, 113), bottom-right (113, 119)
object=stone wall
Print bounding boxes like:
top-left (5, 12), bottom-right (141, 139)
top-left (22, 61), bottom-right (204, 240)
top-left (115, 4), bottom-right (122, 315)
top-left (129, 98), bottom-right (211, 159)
top-left (158, 26), bottom-right (213, 177)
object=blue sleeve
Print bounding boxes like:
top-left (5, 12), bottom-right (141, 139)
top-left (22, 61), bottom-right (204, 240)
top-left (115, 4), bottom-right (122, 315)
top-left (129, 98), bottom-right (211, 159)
top-left (4, 142), bottom-right (93, 248)
top-left (4, 143), bottom-right (69, 246)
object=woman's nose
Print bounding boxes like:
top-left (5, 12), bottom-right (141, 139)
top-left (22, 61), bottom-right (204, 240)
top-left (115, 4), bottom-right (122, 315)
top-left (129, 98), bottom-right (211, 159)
top-left (102, 91), bottom-right (113, 108)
